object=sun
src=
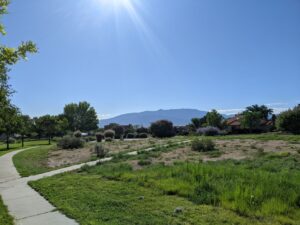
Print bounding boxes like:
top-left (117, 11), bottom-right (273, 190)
top-left (95, 0), bottom-right (132, 9)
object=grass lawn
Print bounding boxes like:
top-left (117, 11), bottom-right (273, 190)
top-left (0, 140), bottom-right (50, 157)
top-left (0, 196), bottom-right (14, 225)
top-left (30, 152), bottom-right (300, 225)
top-left (213, 133), bottom-right (300, 142)
top-left (12, 145), bottom-right (56, 177)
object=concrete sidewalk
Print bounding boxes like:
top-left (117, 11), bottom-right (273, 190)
top-left (0, 140), bottom-right (189, 225)
top-left (0, 147), bottom-right (79, 225)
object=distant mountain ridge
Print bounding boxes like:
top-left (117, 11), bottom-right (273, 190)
top-left (100, 109), bottom-right (208, 127)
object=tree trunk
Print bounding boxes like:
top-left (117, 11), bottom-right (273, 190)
top-left (48, 136), bottom-right (51, 145)
top-left (22, 135), bottom-right (24, 148)
top-left (6, 135), bottom-right (9, 150)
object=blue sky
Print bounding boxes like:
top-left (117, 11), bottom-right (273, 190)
top-left (3, 0), bottom-right (300, 119)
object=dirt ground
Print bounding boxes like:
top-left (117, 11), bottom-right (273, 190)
top-left (47, 139), bottom-right (300, 169)
top-left (129, 139), bottom-right (300, 169)
top-left (47, 138), bottom-right (182, 168)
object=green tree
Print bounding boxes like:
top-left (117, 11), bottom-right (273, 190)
top-left (63, 102), bottom-right (98, 132)
top-left (19, 115), bottom-right (33, 147)
top-left (245, 105), bottom-right (273, 120)
top-left (104, 123), bottom-right (124, 139)
top-left (0, 1), bottom-right (37, 148)
top-left (0, 1), bottom-right (37, 101)
top-left (150, 120), bottom-right (175, 138)
top-left (206, 110), bottom-right (223, 128)
top-left (191, 116), bottom-right (207, 129)
top-left (191, 118), bottom-right (201, 129)
top-left (35, 115), bottom-right (58, 145)
top-left (55, 114), bottom-right (69, 137)
top-left (240, 111), bottom-right (261, 132)
top-left (276, 105), bottom-right (300, 134)
top-left (0, 104), bottom-right (21, 149)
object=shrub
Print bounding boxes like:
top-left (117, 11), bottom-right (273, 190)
top-left (150, 120), bottom-right (175, 138)
top-left (136, 127), bottom-right (149, 134)
top-left (73, 130), bottom-right (82, 138)
top-left (276, 105), bottom-right (300, 134)
top-left (104, 129), bottom-right (115, 139)
top-left (95, 132), bottom-right (104, 142)
top-left (137, 133), bottom-right (148, 139)
top-left (138, 159), bottom-right (152, 166)
top-left (113, 125), bottom-right (125, 139)
top-left (174, 126), bottom-right (190, 136)
top-left (105, 137), bottom-right (113, 142)
top-left (57, 136), bottom-right (85, 149)
top-left (104, 124), bottom-right (124, 139)
top-left (191, 138), bottom-right (215, 152)
top-left (126, 133), bottom-right (136, 139)
top-left (94, 144), bottom-right (108, 158)
top-left (197, 126), bottom-right (220, 136)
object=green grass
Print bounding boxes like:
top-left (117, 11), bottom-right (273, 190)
top-left (13, 145), bottom-right (55, 177)
top-left (30, 154), bottom-right (300, 224)
top-left (0, 196), bottom-right (14, 225)
top-left (31, 170), bottom-right (271, 225)
top-left (213, 133), bottom-right (300, 142)
top-left (0, 140), bottom-right (50, 157)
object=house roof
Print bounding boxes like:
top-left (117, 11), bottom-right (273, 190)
top-left (225, 115), bottom-right (274, 127)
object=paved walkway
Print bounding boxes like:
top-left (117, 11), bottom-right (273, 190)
top-left (0, 140), bottom-right (190, 225)
top-left (0, 147), bottom-right (111, 225)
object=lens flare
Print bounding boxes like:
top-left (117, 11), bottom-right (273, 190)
top-left (91, 0), bottom-right (166, 58)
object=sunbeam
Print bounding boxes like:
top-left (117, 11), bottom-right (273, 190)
top-left (91, 0), bottom-right (166, 58)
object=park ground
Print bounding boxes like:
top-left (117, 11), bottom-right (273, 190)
top-left (1, 133), bottom-right (300, 225)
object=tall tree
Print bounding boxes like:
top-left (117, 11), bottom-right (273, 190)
top-left (19, 115), bottom-right (33, 147)
top-left (206, 110), bottom-right (223, 128)
top-left (63, 102), bottom-right (99, 132)
top-left (240, 111), bottom-right (262, 132)
top-left (0, 104), bottom-right (20, 149)
top-left (191, 116), bottom-right (207, 129)
top-left (0, 0), bottom-right (37, 147)
top-left (245, 105), bottom-right (273, 120)
top-left (276, 105), bottom-right (300, 134)
top-left (35, 115), bottom-right (58, 145)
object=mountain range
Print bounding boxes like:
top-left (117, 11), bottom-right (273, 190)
top-left (100, 109), bottom-right (209, 127)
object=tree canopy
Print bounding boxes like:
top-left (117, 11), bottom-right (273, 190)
top-left (245, 105), bottom-right (273, 120)
top-left (0, 0), bottom-right (37, 149)
top-left (206, 110), bottom-right (223, 128)
top-left (276, 105), bottom-right (300, 134)
top-left (63, 102), bottom-right (99, 132)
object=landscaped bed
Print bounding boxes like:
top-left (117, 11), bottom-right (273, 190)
top-left (12, 137), bottom-right (186, 177)
top-left (30, 151), bottom-right (300, 225)
top-left (12, 135), bottom-right (300, 177)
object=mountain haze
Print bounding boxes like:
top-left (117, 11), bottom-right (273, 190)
top-left (100, 109), bottom-right (208, 127)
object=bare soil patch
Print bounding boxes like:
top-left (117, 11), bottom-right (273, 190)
top-left (134, 139), bottom-right (300, 168)
top-left (47, 138), bottom-right (300, 169)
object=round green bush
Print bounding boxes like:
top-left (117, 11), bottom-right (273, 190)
top-left (57, 136), bottom-right (85, 149)
top-left (126, 133), bottom-right (136, 139)
top-left (137, 133), bottom-right (148, 139)
top-left (191, 138), bottom-right (215, 152)
top-left (104, 129), bottom-right (115, 139)
top-left (150, 120), bottom-right (175, 138)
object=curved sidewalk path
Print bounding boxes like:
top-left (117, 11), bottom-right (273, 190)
top-left (0, 147), bottom-right (111, 225)
top-left (0, 140), bottom-right (190, 225)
